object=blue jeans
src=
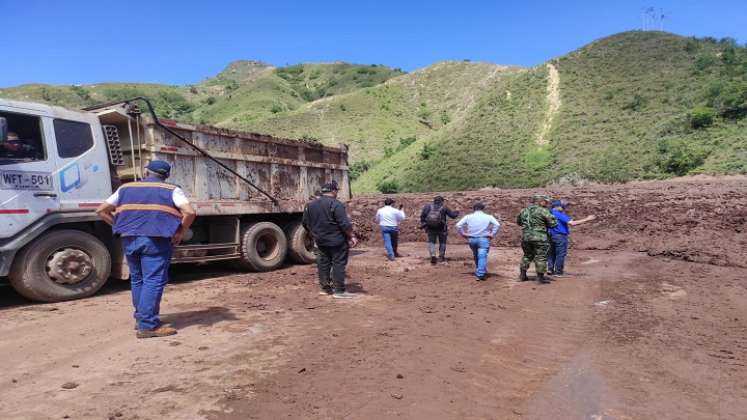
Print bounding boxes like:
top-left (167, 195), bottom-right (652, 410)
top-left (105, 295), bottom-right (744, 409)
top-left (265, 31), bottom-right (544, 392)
top-left (468, 237), bottom-right (490, 278)
top-left (548, 234), bottom-right (569, 274)
top-left (380, 226), bottom-right (399, 258)
top-left (123, 236), bottom-right (174, 331)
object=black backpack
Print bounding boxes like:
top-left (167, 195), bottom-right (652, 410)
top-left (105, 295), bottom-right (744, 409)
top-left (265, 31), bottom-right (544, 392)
top-left (424, 204), bottom-right (444, 228)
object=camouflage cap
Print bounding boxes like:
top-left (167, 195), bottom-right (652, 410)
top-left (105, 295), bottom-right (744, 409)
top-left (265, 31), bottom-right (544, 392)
top-left (533, 194), bottom-right (552, 202)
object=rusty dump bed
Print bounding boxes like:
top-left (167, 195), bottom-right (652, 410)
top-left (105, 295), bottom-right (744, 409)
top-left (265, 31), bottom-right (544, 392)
top-left (97, 110), bottom-right (350, 216)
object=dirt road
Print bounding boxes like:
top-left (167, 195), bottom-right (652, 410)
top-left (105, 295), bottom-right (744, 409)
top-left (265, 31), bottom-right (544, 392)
top-left (1, 239), bottom-right (745, 419)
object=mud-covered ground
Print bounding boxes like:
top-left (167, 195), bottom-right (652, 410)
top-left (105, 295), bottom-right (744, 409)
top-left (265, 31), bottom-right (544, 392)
top-left (1, 177), bottom-right (746, 420)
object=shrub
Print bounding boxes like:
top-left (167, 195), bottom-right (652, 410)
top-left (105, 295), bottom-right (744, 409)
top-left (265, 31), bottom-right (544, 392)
top-left (270, 103), bottom-right (283, 114)
top-left (398, 136), bottom-right (416, 150)
top-left (656, 138), bottom-right (709, 176)
top-left (205, 96), bottom-right (216, 105)
top-left (299, 134), bottom-right (321, 144)
top-left (440, 111), bottom-right (451, 125)
top-left (377, 179), bottom-right (400, 194)
top-left (350, 160), bottom-right (371, 180)
top-left (688, 105), bottom-right (715, 129)
top-left (189, 86), bottom-right (198, 94)
top-left (420, 143), bottom-right (435, 160)
top-left (339, 104), bottom-right (347, 112)
top-left (706, 80), bottom-right (747, 119)
top-left (622, 94), bottom-right (646, 111)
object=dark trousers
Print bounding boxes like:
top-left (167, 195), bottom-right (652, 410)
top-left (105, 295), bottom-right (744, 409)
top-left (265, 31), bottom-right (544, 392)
top-left (548, 234), bottom-right (569, 274)
top-left (316, 243), bottom-right (350, 293)
top-left (426, 229), bottom-right (447, 257)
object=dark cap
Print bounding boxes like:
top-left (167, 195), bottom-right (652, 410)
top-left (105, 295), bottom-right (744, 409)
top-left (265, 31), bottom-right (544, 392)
top-left (146, 160), bottom-right (171, 177)
top-left (434, 196), bottom-right (445, 203)
top-left (321, 181), bottom-right (339, 193)
top-left (384, 198), bottom-right (395, 206)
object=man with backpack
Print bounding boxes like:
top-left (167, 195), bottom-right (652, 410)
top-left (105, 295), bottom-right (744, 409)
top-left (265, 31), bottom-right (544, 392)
top-left (420, 196), bottom-right (459, 265)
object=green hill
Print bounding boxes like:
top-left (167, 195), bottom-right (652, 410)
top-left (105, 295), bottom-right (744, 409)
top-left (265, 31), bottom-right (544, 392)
top-left (353, 31), bottom-right (747, 191)
top-left (1, 31), bottom-right (746, 192)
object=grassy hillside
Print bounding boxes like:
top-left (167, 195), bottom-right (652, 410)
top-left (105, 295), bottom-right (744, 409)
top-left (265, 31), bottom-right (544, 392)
top-left (353, 31), bottom-right (747, 191)
top-left (0, 61), bottom-right (404, 125)
top-left (2, 31), bottom-right (745, 192)
top-left (243, 62), bottom-right (516, 162)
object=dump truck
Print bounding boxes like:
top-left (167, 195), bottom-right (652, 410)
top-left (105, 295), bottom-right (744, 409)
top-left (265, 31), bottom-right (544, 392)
top-left (0, 97), bottom-right (350, 302)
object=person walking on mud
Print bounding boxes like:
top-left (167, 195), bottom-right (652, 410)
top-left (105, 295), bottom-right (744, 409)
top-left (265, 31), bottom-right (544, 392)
top-left (420, 196), bottom-right (459, 264)
top-left (96, 160), bottom-right (196, 338)
top-left (456, 202), bottom-right (501, 281)
top-left (517, 195), bottom-right (557, 284)
top-left (302, 181), bottom-right (359, 298)
top-left (547, 200), bottom-right (596, 277)
top-left (375, 198), bottom-right (406, 261)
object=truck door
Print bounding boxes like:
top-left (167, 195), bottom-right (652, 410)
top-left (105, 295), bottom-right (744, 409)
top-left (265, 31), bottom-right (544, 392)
top-left (50, 117), bottom-right (112, 211)
top-left (0, 109), bottom-right (60, 239)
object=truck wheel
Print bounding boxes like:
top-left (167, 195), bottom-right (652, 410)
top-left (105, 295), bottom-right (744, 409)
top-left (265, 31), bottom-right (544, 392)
top-left (8, 230), bottom-right (111, 302)
top-left (286, 221), bottom-right (316, 264)
top-left (237, 222), bottom-right (288, 271)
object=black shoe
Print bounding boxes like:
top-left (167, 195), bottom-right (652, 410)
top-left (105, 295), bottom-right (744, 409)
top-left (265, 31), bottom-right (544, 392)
top-left (476, 276), bottom-right (485, 281)
top-left (430, 256), bottom-right (437, 265)
top-left (395, 253), bottom-right (403, 258)
top-left (439, 256), bottom-right (446, 263)
top-left (519, 269), bottom-right (529, 282)
top-left (537, 273), bottom-right (551, 284)
top-left (387, 255), bottom-right (395, 261)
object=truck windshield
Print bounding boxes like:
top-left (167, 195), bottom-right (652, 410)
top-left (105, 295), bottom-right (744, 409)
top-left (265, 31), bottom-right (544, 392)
top-left (0, 111), bottom-right (45, 164)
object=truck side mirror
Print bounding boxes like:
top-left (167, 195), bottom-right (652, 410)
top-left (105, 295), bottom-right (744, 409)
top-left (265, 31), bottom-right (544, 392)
top-left (0, 117), bottom-right (7, 142)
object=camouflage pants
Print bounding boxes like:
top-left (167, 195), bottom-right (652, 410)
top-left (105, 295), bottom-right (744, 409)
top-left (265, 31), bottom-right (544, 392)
top-left (520, 240), bottom-right (550, 274)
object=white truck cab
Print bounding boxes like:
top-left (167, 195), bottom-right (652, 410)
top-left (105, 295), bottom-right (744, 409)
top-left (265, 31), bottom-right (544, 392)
top-left (0, 98), bottom-right (350, 302)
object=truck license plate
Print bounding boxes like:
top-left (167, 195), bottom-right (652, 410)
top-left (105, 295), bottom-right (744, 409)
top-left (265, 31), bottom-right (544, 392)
top-left (0, 171), bottom-right (54, 191)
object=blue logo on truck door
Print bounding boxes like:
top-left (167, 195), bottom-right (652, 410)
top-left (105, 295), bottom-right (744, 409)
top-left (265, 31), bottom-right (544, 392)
top-left (60, 163), bottom-right (81, 192)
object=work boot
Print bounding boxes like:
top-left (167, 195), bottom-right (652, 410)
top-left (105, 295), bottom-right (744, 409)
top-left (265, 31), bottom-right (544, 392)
top-left (439, 256), bottom-right (446, 263)
top-left (136, 325), bottom-right (177, 339)
top-left (537, 273), bottom-right (551, 284)
top-left (430, 256), bottom-right (437, 265)
top-left (319, 288), bottom-right (333, 296)
top-left (519, 269), bottom-right (529, 282)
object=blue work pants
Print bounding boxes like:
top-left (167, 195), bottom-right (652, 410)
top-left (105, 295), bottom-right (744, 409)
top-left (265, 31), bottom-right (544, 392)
top-left (123, 236), bottom-right (174, 331)
top-left (380, 226), bottom-right (399, 258)
top-left (468, 237), bottom-right (491, 278)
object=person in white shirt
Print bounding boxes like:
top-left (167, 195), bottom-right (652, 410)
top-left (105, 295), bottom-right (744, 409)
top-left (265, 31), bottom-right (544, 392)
top-left (375, 198), bottom-right (406, 261)
top-left (456, 202), bottom-right (501, 281)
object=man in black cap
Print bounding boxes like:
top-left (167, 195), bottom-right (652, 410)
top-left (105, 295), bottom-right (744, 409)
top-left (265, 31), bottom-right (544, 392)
top-left (302, 181), bottom-right (358, 298)
top-left (420, 196), bottom-right (459, 264)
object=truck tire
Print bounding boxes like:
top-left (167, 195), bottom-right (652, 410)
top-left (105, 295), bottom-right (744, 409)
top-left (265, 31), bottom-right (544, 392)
top-left (237, 222), bottom-right (288, 271)
top-left (285, 221), bottom-right (316, 264)
top-left (8, 230), bottom-right (111, 302)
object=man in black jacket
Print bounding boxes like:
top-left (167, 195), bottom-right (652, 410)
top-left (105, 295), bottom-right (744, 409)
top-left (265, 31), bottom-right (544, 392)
top-left (302, 182), bottom-right (358, 298)
top-left (420, 196), bottom-right (459, 264)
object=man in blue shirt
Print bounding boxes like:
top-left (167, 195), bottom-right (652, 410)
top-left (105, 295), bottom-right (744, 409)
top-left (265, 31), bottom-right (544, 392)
top-left (547, 200), bottom-right (596, 277)
top-left (456, 203), bottom-right (501, 281)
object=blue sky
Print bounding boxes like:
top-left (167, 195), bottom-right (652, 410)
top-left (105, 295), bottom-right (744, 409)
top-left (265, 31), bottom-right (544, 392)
top-left (1, 0), bottom-right (745, 87)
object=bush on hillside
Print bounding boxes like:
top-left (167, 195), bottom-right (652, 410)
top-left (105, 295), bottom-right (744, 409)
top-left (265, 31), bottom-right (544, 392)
top-left (398, 136), bottom-right (416, 150)
top-left (420, 143), bottom-right (435, 160)
top-left (350, 160), bottom-right (372, 181)
top-left (706, 80), bottom-right (747, 119)
top-left (622, 94), bottom-right (646, 111)
top-left (688, 105), bottom-right (716, 129)
top-left (377, 179), bottom-right (400, 194)
top-left (656, 138), bottom-right (709, 176)
top-left (299, 134), bottom-right (321, 144)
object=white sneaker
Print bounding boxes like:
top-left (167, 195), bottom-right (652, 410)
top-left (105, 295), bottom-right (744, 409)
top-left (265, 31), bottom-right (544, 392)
top-left (332, 291), bottom-right (357, 299)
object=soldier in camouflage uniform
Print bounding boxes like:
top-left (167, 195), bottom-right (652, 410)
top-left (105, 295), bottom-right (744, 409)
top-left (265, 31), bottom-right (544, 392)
top-left (516, 195), bottom-right (558, 284)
